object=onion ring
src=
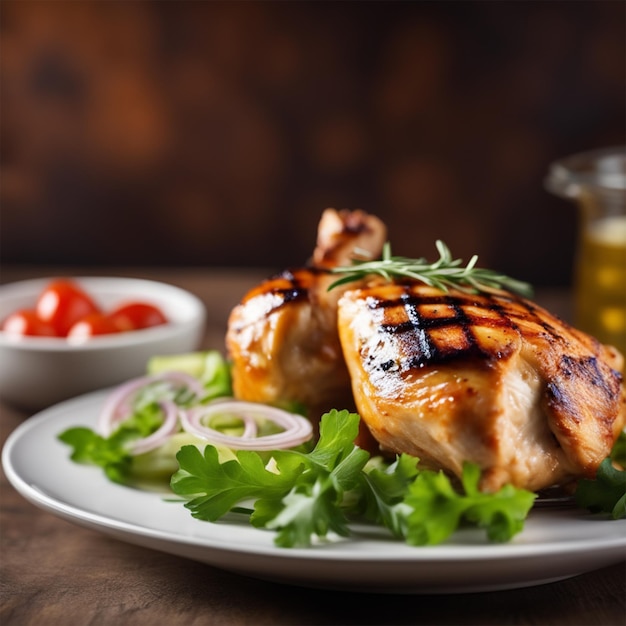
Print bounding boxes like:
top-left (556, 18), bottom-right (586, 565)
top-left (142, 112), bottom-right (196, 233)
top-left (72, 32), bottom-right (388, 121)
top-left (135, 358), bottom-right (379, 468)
top-left (97, 371), bottom-right (203, 438)
top-left (179, 400), bottom-right (313, 450)
top-left (129, 400), bottom-right (180, 455)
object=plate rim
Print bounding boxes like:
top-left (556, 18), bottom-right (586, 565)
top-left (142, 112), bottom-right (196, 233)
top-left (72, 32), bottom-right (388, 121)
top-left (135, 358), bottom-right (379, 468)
top-left (3, 388), bottom-right (626, 584)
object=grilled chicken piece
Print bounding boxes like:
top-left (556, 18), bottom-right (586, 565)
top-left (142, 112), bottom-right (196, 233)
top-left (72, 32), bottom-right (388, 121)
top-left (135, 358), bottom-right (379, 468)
top-left (226, 208), bottom-right (386, 420)
top-left (337, 282), bottom-right (625, 492)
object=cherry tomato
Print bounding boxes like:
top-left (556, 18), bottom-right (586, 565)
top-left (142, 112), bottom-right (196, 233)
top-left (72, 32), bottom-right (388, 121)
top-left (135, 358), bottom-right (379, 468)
top-left (66, 313), bottom-right (128, 340)
top-left (1, 309), bottom-right (57, 337)
top-left (109, 302), bottom-right (168, 330)
top-left (36, 280), bottom-right (101, 336)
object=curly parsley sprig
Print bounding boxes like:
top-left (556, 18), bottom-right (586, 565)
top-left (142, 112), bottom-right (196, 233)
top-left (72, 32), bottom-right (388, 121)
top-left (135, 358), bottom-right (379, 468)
top-left (328, 240), bottom-right (533, 298)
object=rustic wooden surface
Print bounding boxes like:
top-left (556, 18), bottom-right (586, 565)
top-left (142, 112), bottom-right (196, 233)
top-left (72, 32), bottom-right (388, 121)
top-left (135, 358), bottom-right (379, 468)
top-left (1, 267), bottom-right (625, 626)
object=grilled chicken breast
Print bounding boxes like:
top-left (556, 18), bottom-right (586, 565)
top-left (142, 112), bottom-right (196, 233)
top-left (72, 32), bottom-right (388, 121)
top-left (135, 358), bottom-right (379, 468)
top-left (337, 281), bottom-right (625, 492)
top-left (226, 209), bottom-right (624, 492)
top-left (226, 208), bottom-right (386, 420)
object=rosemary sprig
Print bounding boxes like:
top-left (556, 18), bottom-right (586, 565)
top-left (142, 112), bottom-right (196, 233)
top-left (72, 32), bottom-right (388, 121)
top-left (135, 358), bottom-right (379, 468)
top-left (328, 240), bottom-right (533, 297)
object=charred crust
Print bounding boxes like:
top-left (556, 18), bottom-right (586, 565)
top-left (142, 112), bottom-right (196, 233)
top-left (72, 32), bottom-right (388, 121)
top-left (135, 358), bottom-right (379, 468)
top-left (546, 353), bottom-right (622, 441)
top-left (241, 267), bottom-right (314, 311)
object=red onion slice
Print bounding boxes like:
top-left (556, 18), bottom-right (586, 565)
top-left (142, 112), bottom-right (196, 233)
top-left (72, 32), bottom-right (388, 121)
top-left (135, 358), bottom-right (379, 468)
top-left (130, 400), bottom-right (180, 455)
top-left (96, 373), bottom-right (312, 455)
top-left (179, 401), bottom-right (313, 451)
top-left (97, 371), bottom-right (204, 437)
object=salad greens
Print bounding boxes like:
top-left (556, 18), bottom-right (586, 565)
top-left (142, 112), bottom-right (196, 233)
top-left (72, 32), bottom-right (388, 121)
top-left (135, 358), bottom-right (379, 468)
top-left (148, 350), bottom-right (232, 398)
top-left (58, 350), bottom-right (626, 549)
top-left (59, 351), bottom-right (233, 486)
top-left (171, 409), bottom-right (536, 547)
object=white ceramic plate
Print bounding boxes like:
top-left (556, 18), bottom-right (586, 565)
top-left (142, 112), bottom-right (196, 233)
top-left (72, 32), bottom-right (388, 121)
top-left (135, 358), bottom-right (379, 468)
top-left (3, 390), bottom-right (625, 594)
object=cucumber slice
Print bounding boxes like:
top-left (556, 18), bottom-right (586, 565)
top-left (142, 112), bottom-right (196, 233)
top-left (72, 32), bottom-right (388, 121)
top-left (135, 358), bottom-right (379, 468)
top-left (147, 351), bottom-right (232, 399)
top-left (148, 352), bottom-right (208, 378)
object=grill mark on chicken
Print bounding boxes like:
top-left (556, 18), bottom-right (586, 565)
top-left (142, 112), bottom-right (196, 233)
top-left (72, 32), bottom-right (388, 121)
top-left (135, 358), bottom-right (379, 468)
top-left (372, 287), bottom-right (622, 421)
top-left (338, 280), bottom-right (625, 490)
top-left (237, 268), bottom-right (330, 319)
top-left (368, 290), bottom-right (522, 367)
top-left (367, 287), bottom-right (595, 374)
top-left (547, 355), bottom-right (623, 429)
top-left (519, 300), bottom-right (560, 337)
top-left (269, 270), bottom-right (310, 307)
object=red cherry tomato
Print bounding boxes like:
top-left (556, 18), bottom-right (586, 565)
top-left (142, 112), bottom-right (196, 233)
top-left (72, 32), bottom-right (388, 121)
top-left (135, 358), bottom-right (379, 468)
top-left (1, 309), bottom-right (57, 337)
top-left (36, 280), bottom-right (101, 336)
top-left (109, 302), bottom-right (168, 330)
top-left (66, 313), bottom-right (128, 340)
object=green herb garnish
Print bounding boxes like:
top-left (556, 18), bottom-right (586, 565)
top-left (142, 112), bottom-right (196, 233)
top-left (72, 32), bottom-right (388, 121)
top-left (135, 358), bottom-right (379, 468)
top-left (328, 240), bottom-right (533, 297)
top-left (170, 409), bottom-right (536, 548)
top-left (58, 424), bottom-right (135, 484)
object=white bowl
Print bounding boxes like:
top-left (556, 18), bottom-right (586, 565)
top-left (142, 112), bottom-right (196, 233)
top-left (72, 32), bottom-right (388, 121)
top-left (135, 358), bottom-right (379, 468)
top-left (0, 277), bottom-right (207, 412)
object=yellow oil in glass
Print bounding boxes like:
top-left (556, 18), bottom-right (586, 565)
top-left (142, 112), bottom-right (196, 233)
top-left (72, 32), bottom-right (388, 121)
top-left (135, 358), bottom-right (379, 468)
top-left (574, 215), bottom-right (626, 355)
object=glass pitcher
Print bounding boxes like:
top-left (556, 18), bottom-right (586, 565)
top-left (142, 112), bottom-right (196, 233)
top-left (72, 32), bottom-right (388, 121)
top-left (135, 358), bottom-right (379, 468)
top-left (545, 146), bottom-right (626, 356)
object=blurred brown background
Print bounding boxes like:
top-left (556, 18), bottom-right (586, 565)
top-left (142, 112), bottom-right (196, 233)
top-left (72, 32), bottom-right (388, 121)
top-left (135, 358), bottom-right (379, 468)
top-left (1, 1), bottom-right (624, 287)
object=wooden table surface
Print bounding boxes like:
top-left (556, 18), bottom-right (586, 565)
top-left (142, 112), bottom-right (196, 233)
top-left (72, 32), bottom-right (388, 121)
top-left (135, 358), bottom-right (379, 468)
top-left (1, 266), bottom-right (625, 626)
